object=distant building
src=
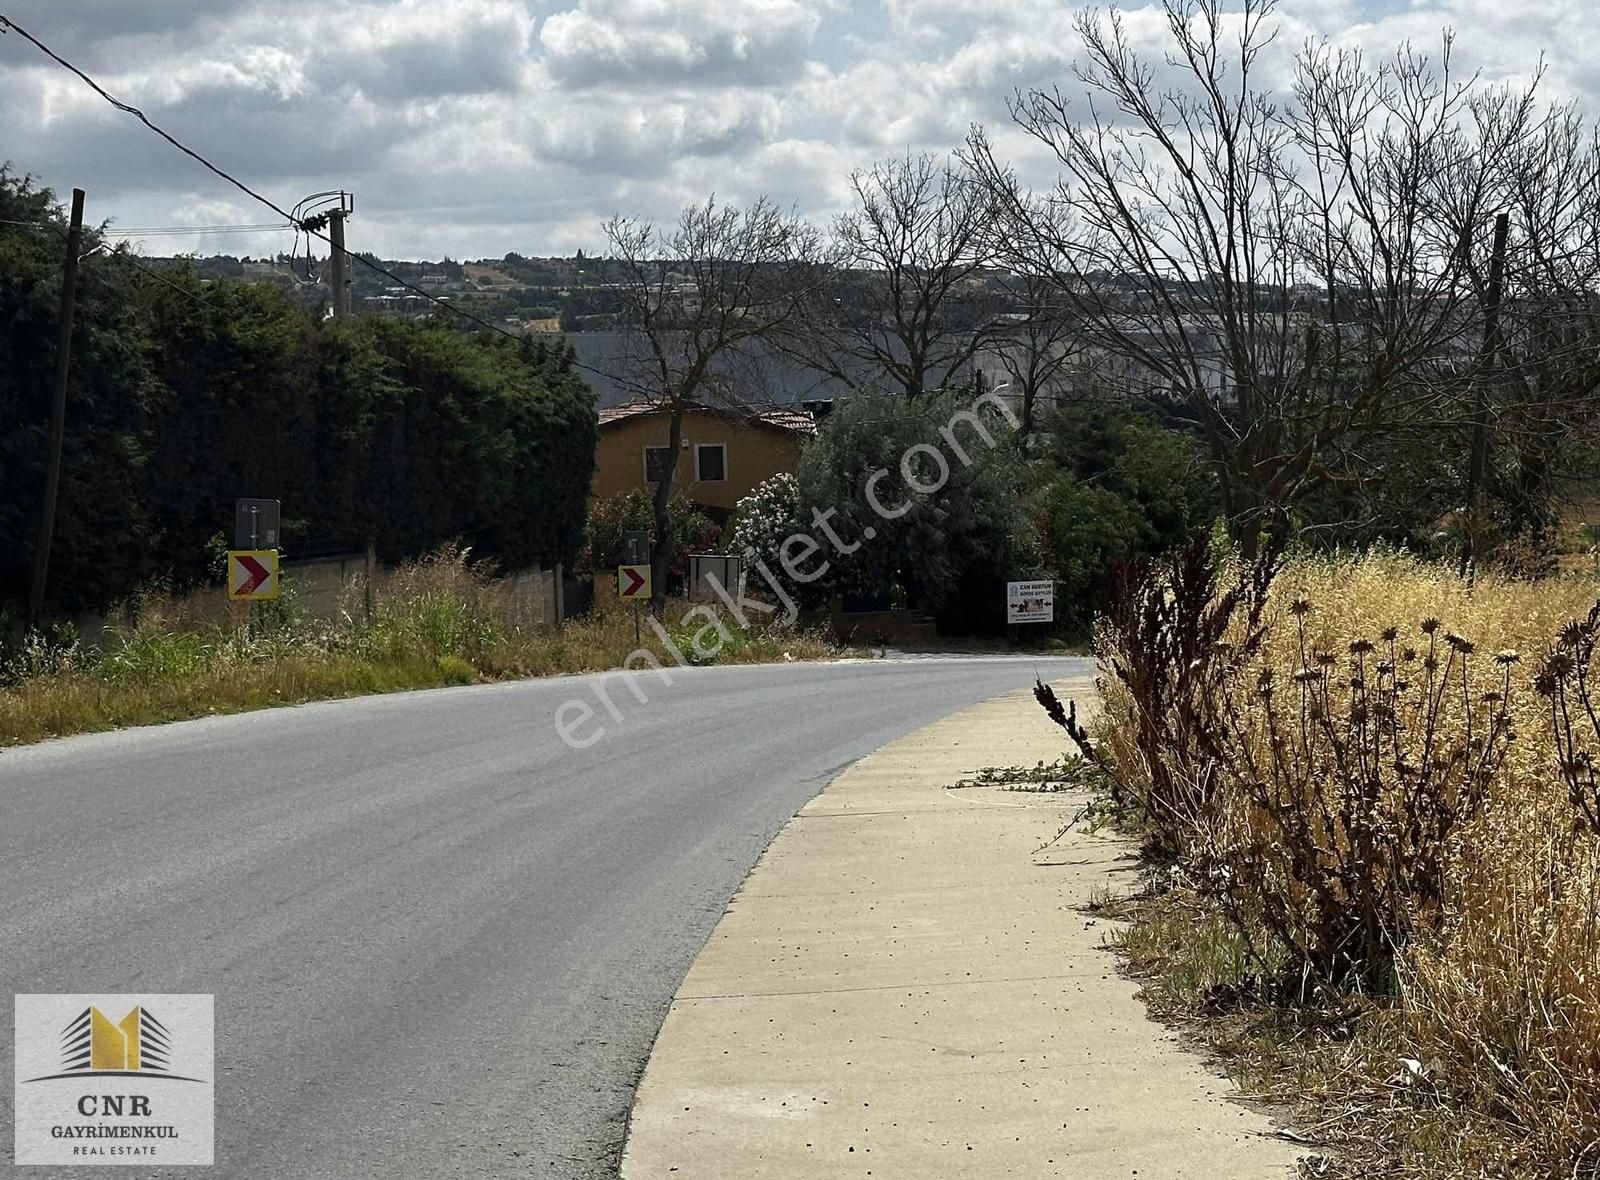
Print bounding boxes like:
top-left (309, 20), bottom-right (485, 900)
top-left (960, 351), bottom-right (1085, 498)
top-left (240, 260), bottom-right (293, 287)
top-left (594, 402), bottom-right (815, 521)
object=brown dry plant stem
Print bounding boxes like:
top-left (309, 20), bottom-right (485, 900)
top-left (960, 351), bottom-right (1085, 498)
top-left (1036, 537), bottom-right (1278, 862)
top-left (1536, 600), bottom-right (1600, 836)
top-left (1061, 549), bottom-right (1600, 1173)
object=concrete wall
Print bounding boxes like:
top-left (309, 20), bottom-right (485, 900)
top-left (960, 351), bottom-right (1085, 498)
top-left (280, 553), bottom-right (367, 621)
top-left (594, 409), bottom-right (805, 513)
top-left (72, 557), bottom-right (564, 643)
top-left (279, 555), bottom-right (561, 627)
top-left (497, 566), bottom-right (560, 627)
top-left (810, 600), bottom-right (939, 646)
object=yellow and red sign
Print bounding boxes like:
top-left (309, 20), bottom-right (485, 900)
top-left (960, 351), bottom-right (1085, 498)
top-left (227, 550), bottom-right (280, 601)
top-left (618, 564), bottom-right (651, 602)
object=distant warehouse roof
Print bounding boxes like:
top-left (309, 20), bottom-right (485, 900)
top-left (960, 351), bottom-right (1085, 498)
top-left (566, 331), bottom-right (854, 410)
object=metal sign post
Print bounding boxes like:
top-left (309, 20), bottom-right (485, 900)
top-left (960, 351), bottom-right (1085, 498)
top-left (230, 500), bottom-right (282, 634)
top-left (234, 499), bottom-right (280, 549)
top-left (621, 530), bottom-right (650, 647)
top-left (618, 564), bottom-right (651, 645)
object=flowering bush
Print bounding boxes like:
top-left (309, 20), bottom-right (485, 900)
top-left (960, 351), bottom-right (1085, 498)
top-left (726, 473), bottom-right (807, 575)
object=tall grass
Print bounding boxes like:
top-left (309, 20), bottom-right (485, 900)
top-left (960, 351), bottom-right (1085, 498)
top-left (0, 548), bottom-right (833, 747)
top-left (1065, 547), bottom-right (1600, 1173)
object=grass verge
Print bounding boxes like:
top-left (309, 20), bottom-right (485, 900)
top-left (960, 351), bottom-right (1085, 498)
top-left (1075, 548), bottom-right (1600, 1179)
top-left (1, 549), bottom-right (835, 748)
top-left (1093, 882), bottom-right (1563, 1178)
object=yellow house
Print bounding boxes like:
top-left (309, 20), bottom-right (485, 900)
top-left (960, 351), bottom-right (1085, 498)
top-left (594, 402), bottom-right (814, 519)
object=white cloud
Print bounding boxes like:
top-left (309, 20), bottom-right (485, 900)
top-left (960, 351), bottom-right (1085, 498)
top-left (1, 0), bottom-right (1597, 257)
top-left (540, 0), bottom-right (834, 87)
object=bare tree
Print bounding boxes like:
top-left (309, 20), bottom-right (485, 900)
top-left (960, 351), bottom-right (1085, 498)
top-left (1474, 105), bottom-right (1600, 556)
top-left (980, 270), bottom-right (1084, 445)
top-left (602, 198), bottom-right (828, 606)
top-left (787, 153), bottom-right (1000, 399)
top-left (968, 0), bottom-right (1537, 553)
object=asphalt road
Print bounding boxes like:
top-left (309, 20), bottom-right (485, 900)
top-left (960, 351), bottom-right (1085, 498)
top-left (1, 655), bottom-right (1088, 1178)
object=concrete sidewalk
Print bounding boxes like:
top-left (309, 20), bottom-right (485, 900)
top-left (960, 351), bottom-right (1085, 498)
top-left (620, 682), bottom-right (1303, 1179)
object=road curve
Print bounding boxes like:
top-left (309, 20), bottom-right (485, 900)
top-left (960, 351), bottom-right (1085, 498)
top-left (1, 655), bottom-right (1088, 1178)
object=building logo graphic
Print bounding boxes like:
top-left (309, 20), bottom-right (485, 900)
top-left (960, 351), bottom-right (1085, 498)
top-left (57, 1005), bottom-right (173, 1076)
top-left (13, 994), bottom-right (214, 1166)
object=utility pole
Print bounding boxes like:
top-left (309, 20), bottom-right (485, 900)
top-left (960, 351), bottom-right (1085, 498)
top-left (321, 194), bottom-right (369, 616)
top-left (296, 190), bottom-right (354, 317)
top-left (1461, 211), bottom-right (1510, 579)
top-left (29, 187), bottom-right (86, 623)
top-left (329, 208), bottom-right (350, 318)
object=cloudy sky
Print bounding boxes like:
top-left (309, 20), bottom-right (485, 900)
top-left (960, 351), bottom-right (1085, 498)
top-left (1, 0), bottom-right (1596, 261)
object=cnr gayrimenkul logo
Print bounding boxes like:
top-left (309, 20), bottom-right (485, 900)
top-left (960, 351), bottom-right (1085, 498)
top-left (13, 994), bottom-right (214, 1166)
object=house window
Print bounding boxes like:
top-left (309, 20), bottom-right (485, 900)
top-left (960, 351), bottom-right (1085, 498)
top-left (695, 444), bottom-right (727, 482)
top-left (644, 446), bottom-right (675, 483)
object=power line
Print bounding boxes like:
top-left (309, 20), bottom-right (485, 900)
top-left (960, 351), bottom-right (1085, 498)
top-left (0, 209), bottom-right (215, 307)
top-left (0, 12), bottom-right (753, 394)
top-left (103, 224), bottom-right (291, 236)
top-left (0, 15), bottom-right (305, 225)
top-left (0, 11), bottom-right (841, 401)
top-left (2, 217), bottom-right (289, 237)
top-left (0, 11), bottom-right (546, 350)
top-left (118, 250), bottom-right (216, 309)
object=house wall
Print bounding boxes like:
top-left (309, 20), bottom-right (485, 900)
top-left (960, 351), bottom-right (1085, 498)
top-left (593, 409), bottom-right (805, 512)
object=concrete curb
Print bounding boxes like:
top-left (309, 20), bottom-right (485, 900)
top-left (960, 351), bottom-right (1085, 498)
top-left (620, 681), bottom-right (1304, 1178)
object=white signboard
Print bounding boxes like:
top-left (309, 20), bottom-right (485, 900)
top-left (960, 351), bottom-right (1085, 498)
top-left (14, 994), bottom-right (215, 1165)
top-left (1006, 579), bottom-right (1054, 625)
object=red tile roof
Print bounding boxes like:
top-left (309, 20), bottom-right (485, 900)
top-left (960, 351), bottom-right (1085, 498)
top-left (596, 401), bottom-right (814, 434)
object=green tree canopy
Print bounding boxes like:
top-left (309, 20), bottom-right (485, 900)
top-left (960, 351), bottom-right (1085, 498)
top-left (796, 389), bottom-right (1034, 620)
top-left (0, 172), bottom-right (596, 624)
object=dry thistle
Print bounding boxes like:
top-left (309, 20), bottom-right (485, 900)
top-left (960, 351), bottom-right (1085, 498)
top-left (1559, 620), bottom-right (1591, 649)
top-left (1540, 651), bottom-right (1577, 687)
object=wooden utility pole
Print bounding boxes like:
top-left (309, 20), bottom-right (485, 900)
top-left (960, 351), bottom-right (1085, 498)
top-left (328, 203), bottom-right (373, 618)
top-left (1461, 212), bottom-right (1510, 579)
top-left (29, 187), bottom-right (86, 623)
top-left (329, 208), bottom-right (350, 318)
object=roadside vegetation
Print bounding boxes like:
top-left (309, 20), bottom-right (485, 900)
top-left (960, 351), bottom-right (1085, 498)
top-left (0, 548), bottom-right (831, 748)
top-left (1046, 547), bottom-right (1600, 1177)
top-left (716, 394), bottom-right (1214, 635)
top-left (0, 168), bottom-right (596, 626)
